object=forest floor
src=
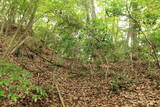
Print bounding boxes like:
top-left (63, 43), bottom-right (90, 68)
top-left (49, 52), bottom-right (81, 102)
top-left (0, 37), bottom-right (160, 107)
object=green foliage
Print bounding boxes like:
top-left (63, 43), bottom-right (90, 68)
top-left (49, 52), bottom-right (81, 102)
top-left (0, 90), bottom-right (5, 100)
top-left (108, 73), bottom-right (138, 92)
top-left (0, 60), bottom-right (47, 102)
top-left (144, 13), bottom-right (159, 25)
top-left (8, 93), bottom-right (19, 102)
top-left (32, 94), bottom-right (41, 102)
top-left (32, 86), bottom-right (47, 96)
top-left (1, 0), bottom-right (160, 63)
top-left (33, 0), bottom-right (160, 63)
top-left (106, 0), bottom-right (125, 16)
top-left (31, 86), bottom-right (47, 102)
top-left (150, 30), bottom-right (160, 54)
top-left (56, 35), bottom-right (78, 58)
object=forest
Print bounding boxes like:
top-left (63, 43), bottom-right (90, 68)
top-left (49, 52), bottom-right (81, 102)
top-left (0, 0), bottom-right (160, 106)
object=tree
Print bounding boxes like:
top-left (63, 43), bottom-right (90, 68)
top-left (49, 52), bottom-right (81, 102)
top-left (127, 1), bottom-right (139, 60)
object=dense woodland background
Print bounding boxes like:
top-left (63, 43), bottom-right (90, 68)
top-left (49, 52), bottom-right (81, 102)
top-left (0, 0), bottom-right (160, 106)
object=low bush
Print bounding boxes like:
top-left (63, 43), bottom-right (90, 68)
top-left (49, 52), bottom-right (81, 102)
top-left (0, 60), bottom-right (47, 102)
top-left (109, 73), bottom-right (138, 92)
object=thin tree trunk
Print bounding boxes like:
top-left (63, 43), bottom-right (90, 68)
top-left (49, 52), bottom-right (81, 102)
top-left (91, 0), bottom-right (96, 18)
top-left (84, 0), bottom-right (90, 24)
top-left (3, 0), bottom-right (38, 58)
top-left (127, 1), bottom-right (139, 61)
top-left (3, 8), bottom-right (30, 58)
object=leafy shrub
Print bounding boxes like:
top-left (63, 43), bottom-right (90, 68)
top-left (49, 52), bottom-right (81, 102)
top-left (109, 73), bottom-right (138, 92)
top-left (31, 86), bottom-right (47, 102)
top-left (0, 60), bottom-right (47, 102)
top-left (106, 1), bottom-right (125, 16)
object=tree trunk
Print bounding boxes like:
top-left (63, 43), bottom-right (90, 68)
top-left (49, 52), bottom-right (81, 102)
top-left (128, 2), bottom-right (139, 61)
top-left (84, 0), bottom-right (90, 24)
top-left (91, 0), bottom-right (96, 18)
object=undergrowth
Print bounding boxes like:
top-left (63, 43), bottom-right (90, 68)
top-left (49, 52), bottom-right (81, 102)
top-left (0, 60), bottom-right (47, 103)
top-left (145, 71), bottom-right (160, 89)
top-left (108, 71), bottom-right (138, 93)
top-left (145, 71), bottom-right (160, 80)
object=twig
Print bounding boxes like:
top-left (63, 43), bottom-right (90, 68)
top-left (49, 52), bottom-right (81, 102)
top-left (55, 84), bottom-right (65, 107)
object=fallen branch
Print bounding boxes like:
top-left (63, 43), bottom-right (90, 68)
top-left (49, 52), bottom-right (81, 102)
top-left (55, 84), bottom-right (65, 107)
